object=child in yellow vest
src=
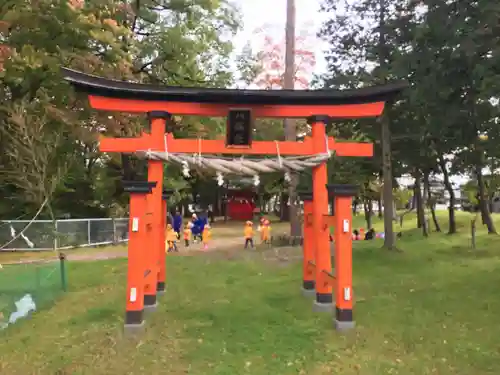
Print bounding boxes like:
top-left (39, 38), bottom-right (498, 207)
top-left (202, 224), bottom-right (211, 251)
top-left (261, 219), bottom-right (271, 244)
top-left (166, 224), bottom-right (178, 252)
top-left (258, 216), bottom-right (265, 242)
top-left (183, 222), bottom-right (191, 247)
top-left (244, 221), bottom-right (254, 249)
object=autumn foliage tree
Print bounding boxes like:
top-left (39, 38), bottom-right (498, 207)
top-left (236, 23), bottom-right (317, 141)
top-left (235, 23), bottom-right (317, 221)
top-left (0, 0), bottom-right (241, 219)
top-left (246, 23), bottom-right (317, 89)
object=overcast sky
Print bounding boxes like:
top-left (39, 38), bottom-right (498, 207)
top-left (231, 0), bottom-right (470, 189)
top-left (233, 0), bottom-right (328, 74)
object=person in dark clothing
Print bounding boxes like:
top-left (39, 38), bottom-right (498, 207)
top-left (190, 214), bottom-right (201, 242)
top-left (364, 228), bottom-right (375, 240)
top-left (173, 211), bottom-right (182, 239)
top-left (195, 215), bottom-right (207, 242)
top-left (198, 215), bottom-right (207, 233)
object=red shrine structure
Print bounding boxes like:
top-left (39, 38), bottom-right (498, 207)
top-left (62, 67), bottom-right (406, 334)
top-left (226, 189), bottom-right (256, 221)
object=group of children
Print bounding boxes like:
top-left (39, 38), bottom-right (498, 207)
top-left (243, 217), bottom-right (272, 248)
top-left (166, 209), bottom-right (387, 253)
top-left (166, 213), bottom-right (212, 253)
top-left (166, 214), bottom-right (276, 252)
top-left (166, 213), bottom-right (385, 253)
top-left (352, 228), bottom-right (385, 241)
top-left (328, 228), bottom-right (385, 242)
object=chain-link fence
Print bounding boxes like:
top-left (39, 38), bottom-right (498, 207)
top-left (0, 218), bottom-right (129, 251)
top-left (0, 260), bottom-right (66, 330)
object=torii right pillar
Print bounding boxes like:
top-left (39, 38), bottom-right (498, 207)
top-left (328, 183), bottom-right (358, 331)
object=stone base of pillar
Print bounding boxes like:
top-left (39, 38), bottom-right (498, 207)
top-left (312, 301), bottom-right (333, 313)
top-left (302, 280), bottom-right (315, 298)
top-left (124, 321), bottom-right (145, 336)
top-left (301, 288), bottom-right (316, 298)
top-left (334, 319), bottom-right (355, 332)
top-left (156, 281), bottom-right (166, 295)
top-left (335, 307), bottom-right (354, 331)
top-left (124, 310), bottom-right (145, 336)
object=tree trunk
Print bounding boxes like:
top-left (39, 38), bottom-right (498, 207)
top-left (414, 170), bottom-right (428, 237)
top-left (283, 0), bottom-right (301, 236)
top-left (414, 185), bottom-right (422, 228)
top-left (471, 214), bottom-right (477, 250)
top-left (438, 156), bottom-right (456, 234)
top-left (280, 192), bottom-right (289, 221)
top-left (363, 199), bottom-right (373, 229)
top-left (377, 195), bottom-right (383, 218)
top-left (377, 0), bottom-right (395, 248)
top-left (422, 175), bottom-right (428, 208)
top-left (121, 154), bottom-right (134, 180)
top-left (381, 114), bottom-right (395, 247)
top-left (423, 170), bottom-right (441, 232)
top-left (475, 163), bottom-right (497, 234)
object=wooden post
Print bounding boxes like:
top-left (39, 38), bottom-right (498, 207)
top-left (299, 192), bottom-right (315, 297)
top-left (309, 116), bottom-right (333, 312)
top-left (143, 111), bottom-right (170, 311)
top-left (123, 180), bottom-right (156, 334)
top-left (328, 184), bottom-right (358, 331)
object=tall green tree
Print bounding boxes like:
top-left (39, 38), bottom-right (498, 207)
top-left (0, 0), bottom-right (242, 219)
top-left (319, 0), bottom-right (409, 248)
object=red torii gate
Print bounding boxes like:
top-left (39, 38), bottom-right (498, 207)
top-left (62, 68), bottom-right (405, 334)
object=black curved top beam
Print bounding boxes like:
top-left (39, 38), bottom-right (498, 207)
top-left (61, 68), bottom-right (408, 106)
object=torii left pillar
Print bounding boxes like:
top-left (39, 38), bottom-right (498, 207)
top-left (299, 190), bottom-right (335, 298)
top-left (123, 180), bottom-right (156, 335)
top-left (309, 115), bottom-right (334, 312)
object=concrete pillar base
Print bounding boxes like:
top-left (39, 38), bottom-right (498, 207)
top-left (334, 320), bottom-right (355, 332)
top-left (156, 281), bottom-right (166, 295)
top-left (143, 303), bottom-right (158, 314)
top-left (301, 288), bottom-right (316, 298)
top-left (124, 321), bottom-right (145, 336)
top-left (312, 301), bottom-right (333, 313)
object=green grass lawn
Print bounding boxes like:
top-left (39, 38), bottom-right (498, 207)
top-left (1, 211), bottom-right (500, 374)
top-left (0, 262), bottom-right (64, 323)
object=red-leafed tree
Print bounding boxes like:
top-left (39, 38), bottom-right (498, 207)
top-left (235, 22), bottom-right (317, 223)
top-left (250, 23), bottom-right (317, 89)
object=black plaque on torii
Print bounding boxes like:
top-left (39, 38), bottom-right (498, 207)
top-left (226, 109), bottom-right (252, 147)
